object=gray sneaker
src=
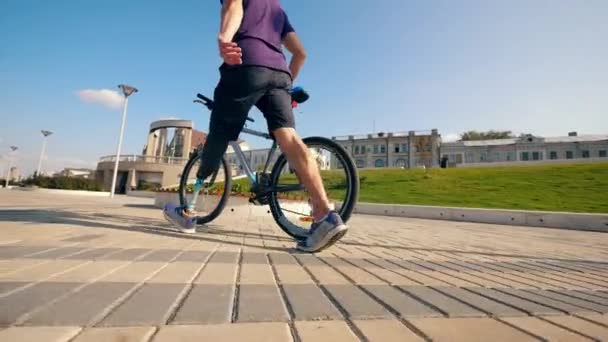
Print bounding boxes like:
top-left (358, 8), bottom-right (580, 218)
top-left (296, 211), bottom-right (347, 253)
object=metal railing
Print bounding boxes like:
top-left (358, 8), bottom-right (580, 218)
top-left (98, 155), bottom-right (189, 165)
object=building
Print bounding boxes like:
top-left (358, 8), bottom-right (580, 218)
top-left (331, 130), bottom-right (441, 169)
top-left (441, 132), bottom-right (608, 167)
top-left (58, 168), bottom-right (95, 179)
top-left (96, 119), bottom-right (250, 193)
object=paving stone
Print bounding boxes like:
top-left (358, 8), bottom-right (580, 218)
top-left (399, 286), bottom-right (485, 317)
top-left (526, 289), bottom-right (608, 313)
top-left (62, 234), bottom-right (103, 243)
top-left (0, 260), bottom-right (85, 281)
top-left (138, 249), bottom-right (180, 262)
top-left (24, 282), bottom-right (136, 326)
top-left (434, 286), bottom-right (527, 317)
top-left (0, 259), bottom-right (43, 275)
top-left (50, 261), bottom-right (126, 282)
top-left (195, 262), bottom-right (237, 284)
top-left (298, 263), bottom-right (349, 285)
top-left (73, 327), bottom-right (155, 342)
top-left (362, 285), bottom-right (442, 318)
top-left (147, 262), bottom-right (201, 283)
top-left (281, 284), bottom-right (342, 320)
top-left (34, 246), bottom-right (87, 259)
top-left (571, 290), bottom-right (608, 306)
top-left (466, 287), bottom-right (563, 315)
top-left (237, 284), bottom-right (288, 322)
top-left (0, 246), bottom-right (51, 258)
top-left (322, 257), bottom-right (386, 285)
top-left (424, 270), bottom-right (485, 287)
top-left (0, 282), bottom-right (79, 325)
top-left (0, 281), bottom-right (28, 295)
top-left (273, 264), bottom-right (315, 285)
top-left (155, 323), bottom-right (291, 342)
top-left (410, 317), bottom-right (536, 342)
top-left (501, 316), bottom-right (591, 341)
top-left (240, 263), bottom-right (276, 284)
top-left (209, 251), bottom-right (239, 263)
top-left (0, 326), bottom-right (81, 342)
top-left (497, 287), bottom-right (596, 314)
top-left (296, 321), bottom-right (358, 342)
top-left (323, 284), bottom-right (390, 319)
top-left (174, 250), bottom-right (210, 262)
top-left (268, 253), bottom-right (297, 265)
top-left (98, 248), bottom-right (150, 261)
top-left (63, 248), bottom-right (120, 260)
top-left (99, 262), bottom-right (164, 282)
top-left (339, 257), bottom-right (418, 285)
top-left (242, 252), bottom-right (267, 264)
top-left (543, 315), bottom-right (608, 340)
top-left (100, 283), bottom-right (185, 326)
top-left (354, 319), bottom-right (424, 342)
top-left (171, 284), bottom-right (234, 324)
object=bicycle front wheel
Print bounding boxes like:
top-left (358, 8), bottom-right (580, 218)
top-left (268, 136), bottom-right (359, 239)
top-left (179, 153), bottom-right (232, 225)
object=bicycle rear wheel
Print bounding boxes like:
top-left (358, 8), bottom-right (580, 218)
top-left (178, 152), bottom-right (232, 225)
top-left (268, 136), bottom-right (359, 239)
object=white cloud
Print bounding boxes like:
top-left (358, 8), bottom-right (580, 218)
top-left (76, 89), bottom-right (124, 110)
top-left (442, 133), bottom-right (460, 142)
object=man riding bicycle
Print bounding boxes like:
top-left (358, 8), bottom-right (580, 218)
top-left (164, 0), bottom-right (347, 253)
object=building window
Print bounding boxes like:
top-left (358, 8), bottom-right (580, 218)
top-left (566, 151), bottom-right (574, 159)
top-left (582, 150), bottom-right (590, 158)
top-left (380, 144), bottom-right (386, 154)
top-left (521, 152), bottom-right (530, 161)
top-left (375, 159), bottom-right (385, 168)
top-left (493, 153), bottom-right (500, 162)
top-left (465, 153), bottom-right (474, 163)
top-left (401, 144), bottom-right (408, 153)
top-left (600, 150), bottom-right (607, 158)
top-left (550, 151), bottom-right (558, 160)
top-left (480, 152), bottom-right (487, 162)
top-left (373, 144), bottom-right (379, 154)
top-left (355, 145), bottom-right (360, 155)
top-left (394, 159), bottom-right (407, 168)
top-left (532, 152), bottom-right (541, 161)
top-left (506, 152), bottom-right (514, 161)
top-left (394, 144), bottom-right (400, 153)
top-left (355, 159), bottom-right (365, 168)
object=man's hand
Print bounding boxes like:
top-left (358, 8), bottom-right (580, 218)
top-left (218, 40), bottom-right (242, 65)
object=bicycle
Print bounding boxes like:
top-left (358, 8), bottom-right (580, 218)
top-left (178, 88), bottom-right (359, 240)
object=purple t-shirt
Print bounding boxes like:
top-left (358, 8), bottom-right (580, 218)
top-left (220, 0), bottom-right (294, 75)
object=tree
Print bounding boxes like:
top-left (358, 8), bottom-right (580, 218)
top-left (459, 130), bottom-right (514, 141)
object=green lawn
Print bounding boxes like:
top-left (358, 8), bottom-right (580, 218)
top-left (221, 162), bottom-right (608, 213)
top-left (355, 163), bottom-right (608, 213)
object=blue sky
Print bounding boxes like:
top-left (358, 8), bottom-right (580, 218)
top-left (1, 0), bottom-right (607, 175)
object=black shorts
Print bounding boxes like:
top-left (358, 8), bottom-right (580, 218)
top-left (209, 66), bottom-right (295, 141)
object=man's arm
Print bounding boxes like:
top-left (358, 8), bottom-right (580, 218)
top-left (283, 32), bottom-right (307, 81)
top-left (218, 0), bottom-right (243, 65)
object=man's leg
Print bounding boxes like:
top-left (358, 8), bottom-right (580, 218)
top-left (256, 72), bottom-right (347, 252)
top-left (272, 128), bottom-right (331, 221)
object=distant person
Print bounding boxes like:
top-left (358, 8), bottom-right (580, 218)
top-left (163, 0), bottom-right (347, 252)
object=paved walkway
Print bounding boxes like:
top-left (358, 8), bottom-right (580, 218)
top-left (1, 190), bottom-right (608, 341)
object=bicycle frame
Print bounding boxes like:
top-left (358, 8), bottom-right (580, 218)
top-left (187, 125), bottom-right (282, 209)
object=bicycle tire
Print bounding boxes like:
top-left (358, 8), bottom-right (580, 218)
top-left (178, 152), bottom-right (232, 225)
top-left (268, 136), bottom-right (359, 239)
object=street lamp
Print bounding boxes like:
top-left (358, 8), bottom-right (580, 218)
top-left (37, 130), bottom-right (53, 176)
top-left (110, 84), bottom-right (138, 198)
top-left (5, 146), bottom-right (18, 188)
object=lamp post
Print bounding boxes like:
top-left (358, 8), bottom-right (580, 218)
top-left (110, 84), bottom-right (138, 198)
top-left (5, 146), bottom-right (18, 188)
top-left (37, 130), bottom-right (53, 176)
